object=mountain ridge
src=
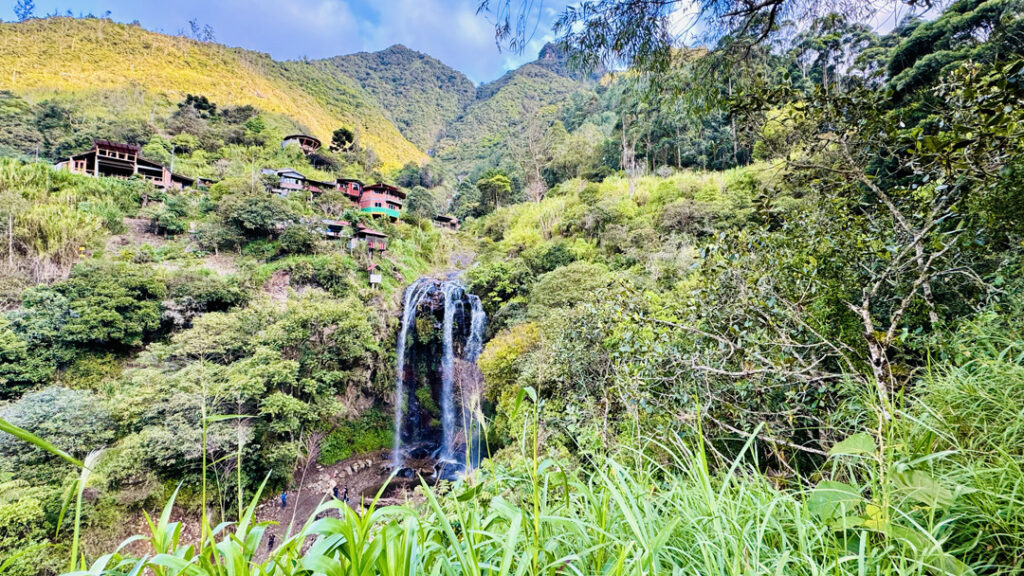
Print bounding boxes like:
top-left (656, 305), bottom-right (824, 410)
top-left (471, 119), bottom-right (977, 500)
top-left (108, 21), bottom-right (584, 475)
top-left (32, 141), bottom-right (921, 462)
top-left (0, 17), bottom-right (426, 169)
top-left (318, 44), bottom-right (476, 152)
top-left (0, 18), bottom-right (591, 175)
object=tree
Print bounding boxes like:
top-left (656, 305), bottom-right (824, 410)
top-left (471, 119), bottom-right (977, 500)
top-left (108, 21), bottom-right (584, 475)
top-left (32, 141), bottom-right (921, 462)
top-left (330, 127), bottom-right (356, 152)
top-left (476, 172), bottom-right (513, 213)
top-left (217, 191), bottom-right (296, 239)
top-left (405, 186), bottom-right (438, 219)
top-left (479, 0), bottom-right (933, 75)
top-left (0, 317), bottom-right (53, 399)
top-left (395, 162), bottom-right (421, 188)
top-left (452, 180), bottom-right (483, 221)
top-left (187, 18), bottom-right (216, 42)
top-left (0, 387), bottom-right (114, 482)
top-left (13, 0), bottom-right (34, 21)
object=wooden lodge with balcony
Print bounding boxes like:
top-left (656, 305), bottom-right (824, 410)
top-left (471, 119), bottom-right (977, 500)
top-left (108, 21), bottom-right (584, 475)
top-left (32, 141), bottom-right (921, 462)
top-left (351, 225), bottom-right (388, 251)
top-left (262, 168), bottom-right (335, 201)
top-left (56, 141), bottom-right (195, 190)
top-left (262, 169), bottom-right (408, 253)
top-left (262, 170), bottom-right (405, 222)
top-left (337, 178), bottom-right (364, 202)
top-left (359, 183), bottom-right (405, 220)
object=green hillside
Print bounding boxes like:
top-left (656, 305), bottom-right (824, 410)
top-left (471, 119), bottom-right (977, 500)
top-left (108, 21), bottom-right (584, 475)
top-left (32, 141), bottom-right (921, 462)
top-left (321, 45), bottom-right (476, 150)
top-left (437, 62), bottom-right (585, 175)
top-left (0, 18), bottom-right (425, 169)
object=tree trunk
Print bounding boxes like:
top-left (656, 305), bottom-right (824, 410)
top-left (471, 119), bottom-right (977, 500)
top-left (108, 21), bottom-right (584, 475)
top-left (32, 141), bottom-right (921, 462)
top-left (7, 213), bottom-right (13, 269)
top-left (849, 300), bottom-right (892, 421)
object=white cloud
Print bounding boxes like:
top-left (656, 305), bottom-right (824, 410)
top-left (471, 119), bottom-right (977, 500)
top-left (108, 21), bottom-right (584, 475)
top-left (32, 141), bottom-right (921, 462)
top-left (16, 0), bottom-right (565, 83)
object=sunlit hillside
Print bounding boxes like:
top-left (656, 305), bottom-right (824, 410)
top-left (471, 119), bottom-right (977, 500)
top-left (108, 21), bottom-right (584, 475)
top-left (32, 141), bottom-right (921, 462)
top-left (0, 18), bottom-right (426, 169)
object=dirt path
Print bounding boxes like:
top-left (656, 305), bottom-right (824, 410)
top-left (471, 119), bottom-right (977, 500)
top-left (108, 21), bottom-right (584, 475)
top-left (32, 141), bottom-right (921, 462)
top-left (250, 449), bottom-right (440, 560)
top-left (111, 449), bottom-right (426, 561)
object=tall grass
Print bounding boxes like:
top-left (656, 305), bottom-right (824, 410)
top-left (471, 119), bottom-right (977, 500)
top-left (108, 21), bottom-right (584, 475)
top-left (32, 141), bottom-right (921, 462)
top-left (14, 398), bottom-right (996, 576)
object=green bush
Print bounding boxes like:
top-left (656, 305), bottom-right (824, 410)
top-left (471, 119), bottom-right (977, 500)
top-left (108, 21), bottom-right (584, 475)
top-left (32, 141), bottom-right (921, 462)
top-left (278, 224), bottom-right (317, 255)
top-left (217, 191), bottom-right (296, 239)
top-left (318, 408), bottom-right (391, 466)
top-left (465, 258), bottom-right (532, 316)
top-left (0, 317), bottom-right (54, 399)
top-left (527, 261), bottom-right (611, 316)
top-left (0, 387), bottom-right (114, 483)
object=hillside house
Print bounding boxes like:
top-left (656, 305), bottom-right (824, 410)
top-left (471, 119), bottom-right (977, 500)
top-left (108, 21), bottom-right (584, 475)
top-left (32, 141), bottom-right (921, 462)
top-left (282, 134), bottom-right (322, 155)
top-left (336, 178), bottom-right (363, 202)
top-left (359, 183), bottom-right (405, 220)
top-left (350, 225), bottom-right (388, 251)
top-left (56, 141), bottom-right (195, 190)
top-left (434, 214), bottom-right (459, 230)
top-left (319, 219), bottom-right (387, 251)
top-left (321, 218), bottom-right (351, 240)
top-left (262, 168), bottom-right (334, 201)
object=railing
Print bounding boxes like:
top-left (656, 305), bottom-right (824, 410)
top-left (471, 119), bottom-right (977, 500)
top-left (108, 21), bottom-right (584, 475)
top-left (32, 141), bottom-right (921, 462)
top-left (97, 150), bottom-right (136, 161)
top-left (360, 206), bottom-right (402, 219)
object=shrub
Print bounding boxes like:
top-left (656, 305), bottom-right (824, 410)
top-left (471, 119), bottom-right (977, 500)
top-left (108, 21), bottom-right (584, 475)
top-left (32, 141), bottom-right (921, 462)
top-left (278, 224), bottom-right (317, 255)
top-left (37, 261), bottom-right (167, 349)
top-left (465, 258), bottom-right (532, 316)
top-left (217, 192), bottom-right (296, 239)
top-left (0, 317), bottom-right (53, 399)
top-left (527, 261), bottom-right (611, 316)
top-left (318, 408), bottom-right (391, 466)
top-left (521, 241), bottom-right (576, 275)
top-left (0, 387), bottom-right (114, 482)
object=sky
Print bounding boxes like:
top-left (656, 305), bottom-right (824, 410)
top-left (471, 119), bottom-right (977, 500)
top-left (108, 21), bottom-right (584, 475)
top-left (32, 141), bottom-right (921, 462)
top-left (0, 0), bottom-right (571, 84)
top-left (1, 0), bottom-right (937, 84)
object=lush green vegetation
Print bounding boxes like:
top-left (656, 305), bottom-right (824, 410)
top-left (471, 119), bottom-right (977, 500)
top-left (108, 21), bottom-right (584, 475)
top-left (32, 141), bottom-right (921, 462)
top-left (0, 147), bottom-right (456, 572)
top-left (323, 45), bottom-right (477, 150)
top-left (1, 1), bottom-right (1024, 575)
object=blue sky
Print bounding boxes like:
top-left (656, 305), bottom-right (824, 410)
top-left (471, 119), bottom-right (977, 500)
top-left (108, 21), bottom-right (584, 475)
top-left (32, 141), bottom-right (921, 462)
top-left (0, 0), bottom-right (571, 83)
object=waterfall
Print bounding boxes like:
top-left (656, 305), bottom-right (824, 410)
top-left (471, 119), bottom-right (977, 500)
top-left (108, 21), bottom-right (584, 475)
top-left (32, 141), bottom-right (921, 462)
top-left (391, 278), bottom-right (432, 469)
top-left (463, 294), bottom-right (487, 468)
top-left (466, 295), bottom-right (486, 362)
top-left (391, 277), bottom-right (487, 474)
top-left (439, 282), bottom-right (460, 463)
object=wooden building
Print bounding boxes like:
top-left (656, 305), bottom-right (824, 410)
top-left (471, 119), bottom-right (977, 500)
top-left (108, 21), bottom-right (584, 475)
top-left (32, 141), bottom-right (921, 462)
top-left (262, 168), bottom-right (334, 201)
top-left (56, 141), bottom-right (194, 190)
top-left (319, 219), bottom-right (387, 252)
top-left (359, 183), bottom-right (405, 220)
top-left (433, 214), bottom-right (459, 231)
top-left (282, 134), bottom-right (322, 155)
top-left (336, 178), bottom-right (364, 202)
top-left (351, 225), bottom-right (388, 251)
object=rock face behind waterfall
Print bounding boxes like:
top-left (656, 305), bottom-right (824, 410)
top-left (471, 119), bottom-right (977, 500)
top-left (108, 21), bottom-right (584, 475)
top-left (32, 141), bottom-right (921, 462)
top-left (391, 277), bottom-right (486, 479)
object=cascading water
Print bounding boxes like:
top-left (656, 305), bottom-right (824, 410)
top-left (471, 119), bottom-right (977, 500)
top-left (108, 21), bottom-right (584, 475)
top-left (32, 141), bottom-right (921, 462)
top-left (391, 276), bottom-right (487, 478)
top-left (391, 278), bottom-right (432, 469)
top-left (439, 282), bottom-right (460, 463)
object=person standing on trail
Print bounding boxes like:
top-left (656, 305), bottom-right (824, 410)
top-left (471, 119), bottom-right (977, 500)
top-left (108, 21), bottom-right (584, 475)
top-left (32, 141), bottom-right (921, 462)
top-left (280, 491), bottom-right (287, 509)
top-left (332, 485), bottom-right (339, 500)
top-left (267, 534), bottom-right (275, 550)
top-left (342, 487), bottom-right (349, 504)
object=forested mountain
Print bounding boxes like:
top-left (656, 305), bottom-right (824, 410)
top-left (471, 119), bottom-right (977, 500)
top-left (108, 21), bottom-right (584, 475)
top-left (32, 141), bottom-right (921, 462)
top-left (436, 46), bottom-right (591, 177)
top-left (0, 18), bottom-right (426, 169)
top-left (320, 45), bottom-right (476, 151)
